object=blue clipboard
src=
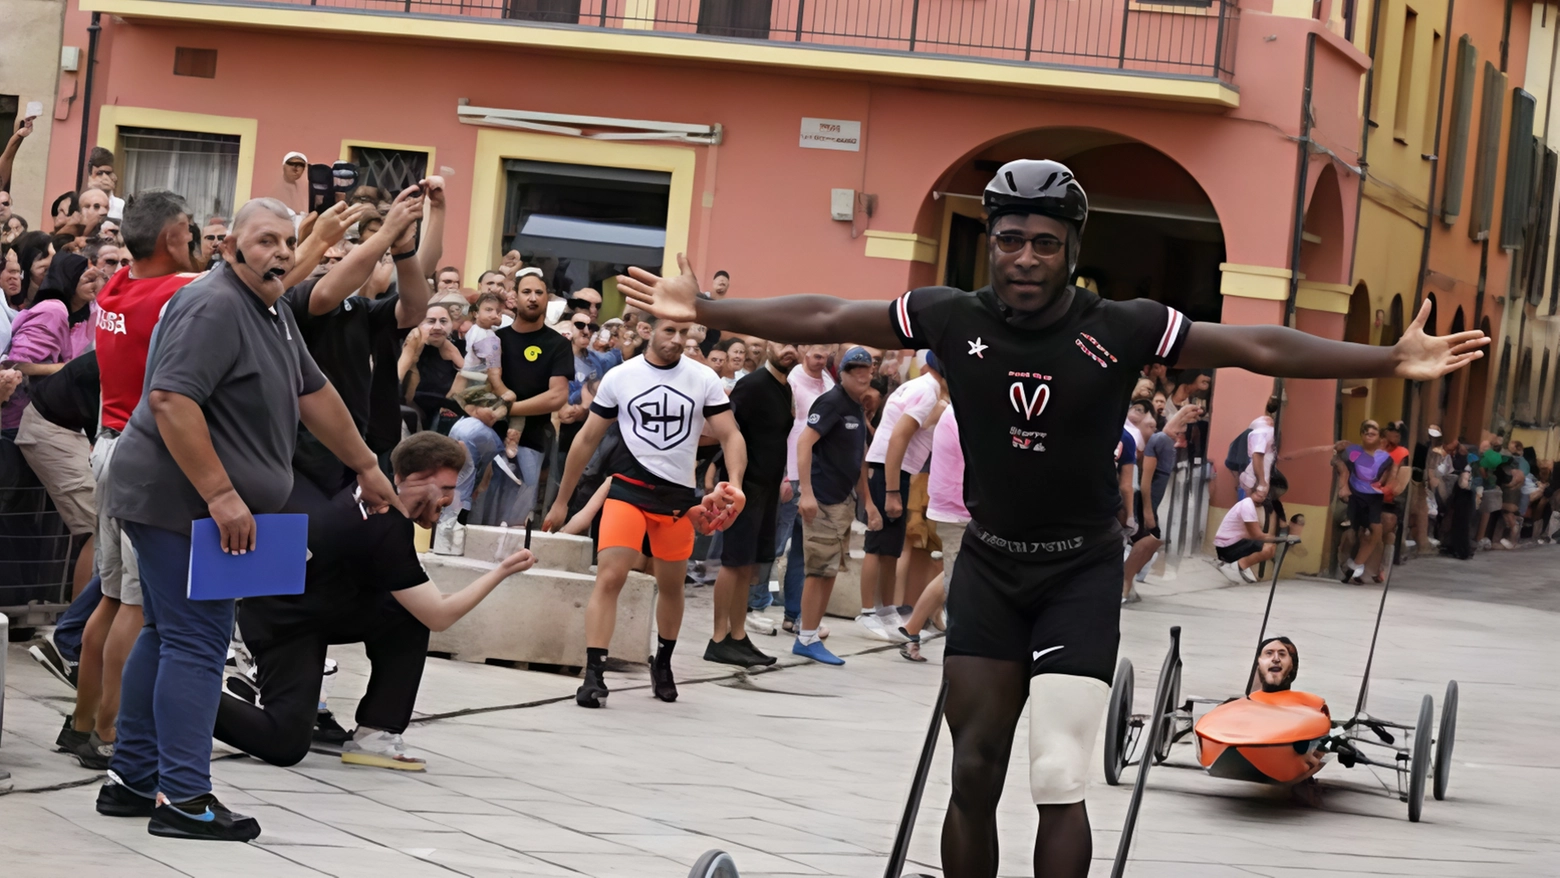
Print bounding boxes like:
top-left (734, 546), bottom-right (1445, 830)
top-left (187, 514), bottom-right (309, 600)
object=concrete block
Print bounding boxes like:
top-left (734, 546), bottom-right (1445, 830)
top-left (421, 555), bottom-right (656, 666)
top-left (459, 525), bottom-right (594, 575)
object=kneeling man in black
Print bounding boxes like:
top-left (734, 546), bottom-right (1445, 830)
top-left (214, 432), bottom-right (535, 770)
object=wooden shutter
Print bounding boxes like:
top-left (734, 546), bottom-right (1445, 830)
top-left (1468, 61), bottom-right (1506, 241)
top-left (1499, 89), bottom-right (1537, 250)
top-left (1440, 35), bottom-right (1475, 223)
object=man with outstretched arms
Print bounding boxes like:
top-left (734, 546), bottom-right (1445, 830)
top-left (543, 314), bottom-right (747, 708)
top-left (617, 159), bottom-right (1487, 877)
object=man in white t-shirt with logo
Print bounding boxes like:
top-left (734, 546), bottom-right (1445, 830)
top-left (544, 315), bottom-right (747, 709)
top-left (858, 354), bottom-right (945, 641)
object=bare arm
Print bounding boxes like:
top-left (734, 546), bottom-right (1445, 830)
top-left (617, 254), bottom-right (902, 349)
top-left (859, 456), bottom-right (882, 531)
top-left (796, 427), bottom-right (820, 523)
top-left (705, 410), bottom-right (747, 488)
top-left (1178, 299), bottom-right (1487, 381)
top-left (1333, 455), bottom-right (1351, 498)
top-left (1118, 465), bottom-right (1134, 527)
top-left (487, 366), bottom-right (517, 403)
top-left (1139, 453), bottom-right (1158, 528)
top-left (0, 115), bottom-right (32, 193)
top-left (297, 385), bottom-right (407, 515)
top-left (509, 375), bottom-right (568, 418)
top-left (543, 412), bottom-right (611, 529)
top-left (283, 202), bottom-right (375, 292)
top-left (882, 413), bottom-right (922, 518)
top-left (393, 548), bottom-right (536, 632)
top-left (417, 176), bottom-right (446, 280)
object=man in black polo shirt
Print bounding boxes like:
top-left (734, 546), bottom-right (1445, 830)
top-left (477, 268), bottom-right (569, 525)
top-left (215, 432), bottom-right (535, 772)
top-left (790, 346), bottom-right (877, 667)
top-left (704, 341), bottom-right (796, 668)
top-left (618, 160), bottom-right (1490, 877)
top-left (98, 198), bottom-right (404, 842)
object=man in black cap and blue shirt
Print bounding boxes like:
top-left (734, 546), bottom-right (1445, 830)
top-left (791, 345), bottom-right (878, 666)
top-left (618, 159), bottom-right (1487, 877)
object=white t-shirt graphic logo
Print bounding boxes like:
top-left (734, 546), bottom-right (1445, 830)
top-left (629, 385), bottom-right (696, 450)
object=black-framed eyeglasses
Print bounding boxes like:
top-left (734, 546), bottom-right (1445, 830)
top-left (204, 233), bottom-right (226, 243)
top-left (993, 233), bottom-right (1064, 257)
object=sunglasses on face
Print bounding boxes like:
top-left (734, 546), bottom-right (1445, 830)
top-left (101, 257), bottom-right (131, 268)
top-left (992, 233), bottom-right (1065, 257)
top-left (205, 233), bottom-right (227, 242)
top-left (572, 321), bottom-right (599, 333)
top-left (566, 298), bottom-right (599, 310)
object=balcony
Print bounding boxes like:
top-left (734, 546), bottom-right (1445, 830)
top-left (250, 0), bottom-right (1239, 81)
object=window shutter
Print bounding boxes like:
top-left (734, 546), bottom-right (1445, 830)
top-left (1440, 36), bottom-right (1475, 223)
top-left (1499, 89), bottom-right (1537, 250)
top-left (1468, 61), bottom-right (1506, 241)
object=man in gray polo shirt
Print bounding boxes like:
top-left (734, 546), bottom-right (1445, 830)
top-left (95, 198), bottom-right (403, 842)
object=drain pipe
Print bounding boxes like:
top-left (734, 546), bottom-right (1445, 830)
top-left (74, 12), bottom-right (102, 189)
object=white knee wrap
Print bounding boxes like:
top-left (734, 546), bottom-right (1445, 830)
top-left (1028, 674), bottom-right (1110, 805)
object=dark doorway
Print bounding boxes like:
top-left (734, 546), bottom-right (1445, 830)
top-left (943, 212), bottom-right (987, 290)
top-left (697, 0), bottom-right (772, 38)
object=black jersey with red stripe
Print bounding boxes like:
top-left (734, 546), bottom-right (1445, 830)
top-left (888, 285), bottom-right (1188, 544)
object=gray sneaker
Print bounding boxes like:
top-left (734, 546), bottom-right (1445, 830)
top-left (74, 732), bottom-right (114, 770)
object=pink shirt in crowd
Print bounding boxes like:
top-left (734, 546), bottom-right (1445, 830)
top-left (785, 365), bottom-right (835, 481)
top-left (927, 406), bottom-right (970, 523)
top-left (866, 372), bottom-right (941, 471)
top-left (1214, 497), bottom-right (1260, 547)
top-left (1, 299), bottom-right (97, 431)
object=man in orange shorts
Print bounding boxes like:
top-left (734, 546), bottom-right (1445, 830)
top-left (545, 315), bottom-right (747, 707)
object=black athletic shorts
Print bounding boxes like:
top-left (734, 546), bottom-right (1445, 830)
top-left (944, 525), bottom-right (1122, 685)
top-left (1348, 491), bottom-right (1385, 527)
top-left (1215, 539), bottom-right (1264, 564)
top-left (720, 479), bottom-right (779, 567)
top-left (863, 464), bottom-right (910, 557)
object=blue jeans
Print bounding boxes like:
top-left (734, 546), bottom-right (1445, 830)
top-left (112, 522), bottom-right (235, 801)
top-left (53, 575), bottom-right (101, 663)
top-left (471, 445), bottom-right (545, 527)
top-left (447, 417), bottom-right (504, 513)
top-left (754, 481), bottom-right (803, 621)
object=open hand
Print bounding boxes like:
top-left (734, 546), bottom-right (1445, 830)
top-left (616, 252), bottom-right (701, 323)
top-left (1392, 299), bottom-right (1489, 380)
top-left (312, 201), bottom-right (375, 248)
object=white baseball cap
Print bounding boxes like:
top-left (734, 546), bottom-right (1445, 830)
top-left (283, 151), bottom-right (308, 166)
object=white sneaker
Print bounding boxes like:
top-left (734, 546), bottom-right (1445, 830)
top-left (745, 612), bottom-right (777, 635)
top-left (1428, 537), bottom-right (1441, 548)
top-left (341, 729), bottom-right (426, 771)
top-left (1238, 564), bottom-right (1259, 583)
top-left (432, 518), bottom-right (465, 556)
top-left (1479, 538), bottom-right (1492, 550)
top-left (1403, 539), bottom-right (1417, 549)
top-left (1217, 562), bottom-right (1244, 584)
top-left (1499, 538), bottom-right (1514, 550)
top-left (855, 613), bottom-right (896, 642)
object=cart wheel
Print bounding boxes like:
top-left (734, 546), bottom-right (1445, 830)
top-left (1434, 680), bottom-right (1458, 801)
top-left (689, 849), bottom-right (740, 878)
top-left (1407, 693), bottom-right (1434, 822)
top-left (1152, 663), bottom-right (1181, 764)
top-left (1103, 657), bottom-right (1134, 786)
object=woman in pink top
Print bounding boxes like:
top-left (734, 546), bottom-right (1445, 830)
top-left (2, 253), bottom-right (101, 432)
top-left (900, 405), bottom-right (967, 661)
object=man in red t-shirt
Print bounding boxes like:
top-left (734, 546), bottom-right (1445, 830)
top-left (62, 189), bottom-right (200, 770)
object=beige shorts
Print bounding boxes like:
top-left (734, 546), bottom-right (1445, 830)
top-left (15, 405), bottom-right (96, 535)
top-left (90, 432), bottom-right (142, 606)
top-left (905, 473), bottom-right (942, 553)
top-left (802, 500), bottom-right (855, 578)
top-left (932, 519), bottom-right (969, 574)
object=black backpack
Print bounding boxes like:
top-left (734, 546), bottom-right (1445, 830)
top-left (1225, 427), bottom-right (1253, 474)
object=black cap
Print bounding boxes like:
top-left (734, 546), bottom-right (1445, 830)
top-left (1385, 420), bottom-right (1405, 434)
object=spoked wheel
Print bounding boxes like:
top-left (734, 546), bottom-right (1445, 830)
top-left (1103, 657), bottom-right (1135, 786)
top-left (1434, 680), bottom-right (1458, 801)
top-left (1407, 693), bottom-right (1434, 822)
top-left (689, 850), bottom-right (740, 878)
top-left (1152, 664), bottom-right (1181, 764)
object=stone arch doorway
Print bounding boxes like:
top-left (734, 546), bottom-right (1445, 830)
top-left (1462, 317), bottom-right (1493, 439)
top-left (930, 128), bottom-right (1225, 322)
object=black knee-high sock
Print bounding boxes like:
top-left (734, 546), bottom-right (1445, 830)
top-left (655, 636), bottom-right (676, 669)
top-left (586, 647), bottom-right (608, 674)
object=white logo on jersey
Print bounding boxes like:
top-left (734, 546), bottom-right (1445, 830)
top-left (97, 309), bottom-right (128, 336)
top-left (1032, 645), bottom-right (1064, 661)
top-left (1010, 382), bottom-right (1050, 420)
top-left (628, 385), bottom-right (695, 450)
top-left (967, 337), bottom-right (988, 358)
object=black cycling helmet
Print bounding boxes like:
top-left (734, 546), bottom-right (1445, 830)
top-left (982, 159), bottom-right (1090, 234)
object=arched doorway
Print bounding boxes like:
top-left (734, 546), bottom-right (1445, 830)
top-left (1444, 307), bottom-right (1468, 439)
top-left (1514, 347), bottom-right (1535, 425)
top-left (1461, 317), bottom-right (1493, 439)
top-left (1376, 294), bottom-right (1408, 423)
top-left (931, 129), bottom-right (1225, 323)
top-left (1340, 283), bottom-right (1373, 436)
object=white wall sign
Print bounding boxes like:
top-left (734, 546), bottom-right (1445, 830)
top-left (799, 117), bottom-right (862, 152)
